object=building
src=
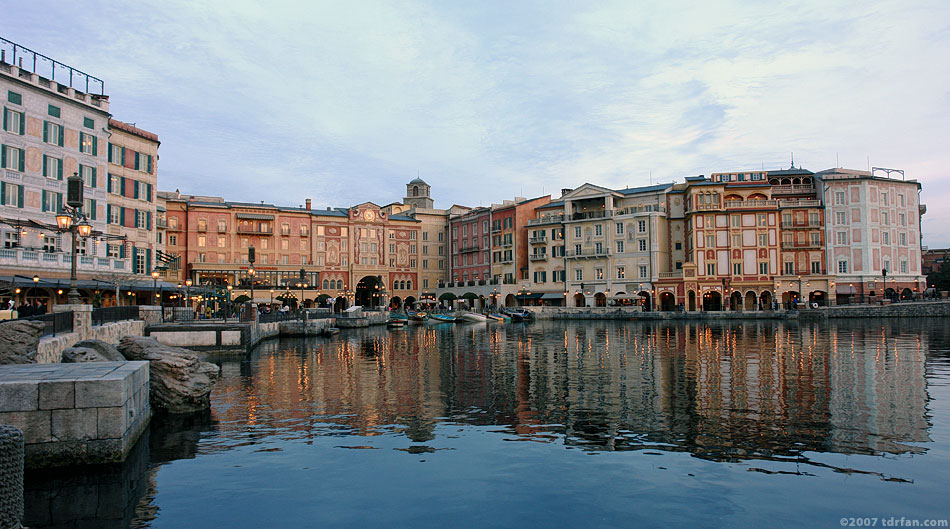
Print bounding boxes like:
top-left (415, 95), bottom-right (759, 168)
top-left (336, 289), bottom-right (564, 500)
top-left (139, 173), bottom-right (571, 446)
top-left (816, 167), bottom-right (926, 303)
top-left (0, 43), bottom-right (134, 306)
top-left (489, 195), bottom-right (551, 304)
top-left (162, 192), bottom-right (422, 310)
top-left (525, 200), bottom-right (567, 306)
top-left (105, 119), bottom-right (161, 288)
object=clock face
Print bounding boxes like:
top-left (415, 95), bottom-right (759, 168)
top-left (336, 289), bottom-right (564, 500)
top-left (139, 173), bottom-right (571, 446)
top-left (363, 210), bottom-right (376, 221)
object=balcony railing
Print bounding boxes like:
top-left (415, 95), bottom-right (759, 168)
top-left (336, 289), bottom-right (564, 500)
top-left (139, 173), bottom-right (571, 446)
top-left (497, 257), bottom-right (513, 264)
top-left (237, 226), bottom-right (273, 235)
top-left (615, 205), bottom-right (667, 216)
top-left (0, 247), bottom-right (130, 273)
top-left (459, 244), bottom-right (479, 253)
top-left (771, 184), bottom-right (815, 195)
top-left (529, 236), bottom-right (547, 244)
top-left (778, 199), bottom-right (822, 208)
top-left (498, 240), bottom-right (513, 248)
top-left (156, 218), bottom-right (168, 229)
top-left (780, 220), bottom-right (822, 228)
top-left (529, 253), bottom-right (548, 261)
top-left (569, 210), bottom-right (613, 221)
top-left (529, 215), bottom-right (565, 226)
top-left (781, 241), bottom-right (822, 249)
top-left (723, 199), bottom-right (778, 209)
top-left (658, 271), bottom-right (684, 279)
top-left (565, 249), bottom-right (610, 259)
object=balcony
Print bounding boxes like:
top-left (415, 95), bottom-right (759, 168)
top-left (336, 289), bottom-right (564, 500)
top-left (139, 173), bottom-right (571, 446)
top-left (781, 241), bottom-right (822, 250)
top-left (490, 226), bottom-right (502, 234)
top-left (459, 243), bottom-right (479, 253)
top-left (565, 248), bottom-right (610, 259)
top-left (0, 247), bottom-right (130, 273)
top-left (529, 235), bottom-right (547, 244)
top-left (615, 205), bottom-right (667, 216)
top-left (497, 257), bottom-right (513, 264)
top-left (658, 270), bottom-right (684, 279)
top-left (568, 210), bottom-right (613, 221)
top-left (237, 225), bottom-right (273, 235)
top-left (529, 214), bottom-right (565, 226)
top-left (771, 184), bottom-right (815, 195)
top-left (780, 220), bottom-right (822, 229)
top-left (529, 253), bottom-right (548, 261)
top-left (723, 199), bottom-right (778, 210)
top-left (498, 240), bottom-right (513, 248)
top-left (155, 218), bottom-right (168, 229)
top-left (778, 199), bottom-right (822, 208)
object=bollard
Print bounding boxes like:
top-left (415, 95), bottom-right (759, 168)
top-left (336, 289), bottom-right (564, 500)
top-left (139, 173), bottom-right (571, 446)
top-left (0, 425), bottom-right (24, 529)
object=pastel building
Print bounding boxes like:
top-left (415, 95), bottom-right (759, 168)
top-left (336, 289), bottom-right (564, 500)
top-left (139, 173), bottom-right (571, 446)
top-left (525, 200), bottom-right (567, 305)
top-left (489, 195), bottom-right (550, 303)
top-left (816, 168), bottom-right (926, 302)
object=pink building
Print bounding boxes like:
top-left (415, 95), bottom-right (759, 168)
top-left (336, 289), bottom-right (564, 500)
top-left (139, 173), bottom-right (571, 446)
top-left (448, 207), bottom-right (491, 285)
top-left (817, 168), bottom-right (926, 303)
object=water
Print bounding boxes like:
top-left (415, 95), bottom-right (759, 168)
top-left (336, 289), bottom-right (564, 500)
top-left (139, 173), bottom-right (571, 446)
top-left (24, 319), bottom-right (950, 528)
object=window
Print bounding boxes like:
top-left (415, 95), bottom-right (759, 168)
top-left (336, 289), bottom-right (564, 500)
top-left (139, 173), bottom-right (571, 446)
top-left (2, 145), bottom-right (24, 171)
top-left (733, 263), bottom-right (742, 275)
top-left (883, 193), bottom-right (888, 206)
top-left (574, 226), bottom-right (581, 238)
top-left (638, 220), bottom-right (646, 233)
top-left (7, 91), bottom-right (22, 105)
top-left (639, 265), bottom-right (647, 278)
top-left (675, 242), bottom-right (682, 250)
top-left (83, 199), bottom-right (96, 219)
top-left (595, 224), bottom-right (603, 236)
top-left (758, 214), bottom-right (766, 227)
top-left (706, 263), bottom-right (716, 275)
top-left (731, 215), bottom-right (740, 227)
top-left (615, 222), bottom-right (623, 234)
top-left (594, 242), bottom-right (603, 254)
top-left (169, 235), bottom-right (177, 246)
top-left (109, 174), bottom-right (120, 194)
top-left (575, 269), bottom-right (583, 281)
top-left (410, 231), bottom-right (417, 240)
top-left (79, 132), bottom-right (97, 155)
top-left (836, 211), bottom-right (846, 225)
top-left (48, 104), bottom-right (61, 117)
top-left (220, 237), bottom-right (229, 248)
top-left (899, 213), bottom-right (906, 226)
top-left (595, 267), bottom-right (604, 280)
top-left (83, 117), bottom-right (94, 129)
top-left (732, 234), bottom-right (741, 247)
top-left (108, 205), bottom-right (120, 224)
top-left (706, 235), bottom-right (715, 247)
top-left (900, 260), bottom-right (908, 274)
top-left (107, 244), bottom-right (120, 258)
top-left (300, 240), bottom-right (307, 251)
top-left (811, 261), bottom-right (821, 274)
top-left (3, 108), bottom-right (23, 134)
top-left (261, 238), bottom-right (268, 249)
top-left (882, 212), bottom-right (889, 225)
top-left (835, 191), bottom-right (846, 205)
top-left (639, 239), bottom-right (647, 252)
top-left (41, 190), bottom-right (62, 213)
top-left (758, 233), bottom-right (768, 246)
top-left (575, 243), bottom-right (582, 255)
top-left (240, 237), bottom-right (248, 248)
top-left (218, 220), bottom-right (227, 232)
top-left (759, 262), bottom-right (768, 274)
top-left (198, 235), bottom-right (206, 247)
top-left (197, 219), bottom-right (207, 231)
top-left (135, 252), bottom-right (146, 274)
top-left (616, 266), bottom-right (625, 279)
top-left (785, 262), bottom-right (794, 275)
top-left (809, 213), bottom-right (819, 225)
top-left (900, 194), bottom-right (905, 207)
top-left (837, 260), bottom-right (848, 274)
top-left (43, 156), bottom-right (63, 179)
top-left (900, 232), bottom-right (907, 246)
top-left (810, 232), bottom-right (821, 246)
top-left (1, 183), bottom-right (21, 206)
top-left (135, 210), bottom-right (147, 228)
top-left (616, 241), bottom-right (624, 253)
top-left (835, 232), bottom-right (848, 245)
top-left (883, 259), bottom-right (890, 273)
top-left (882, 231), bottom-right (890, 245)
top-left (80, 164), bottom-right (95, 187)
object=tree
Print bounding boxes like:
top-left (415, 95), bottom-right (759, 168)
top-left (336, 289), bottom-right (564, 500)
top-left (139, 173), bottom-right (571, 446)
top-left (928, 264), bottom-right (950, 293)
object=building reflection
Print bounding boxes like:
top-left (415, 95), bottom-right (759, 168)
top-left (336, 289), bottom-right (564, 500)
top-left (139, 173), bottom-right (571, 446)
top-left (204, 319), bottom-right (933, 465)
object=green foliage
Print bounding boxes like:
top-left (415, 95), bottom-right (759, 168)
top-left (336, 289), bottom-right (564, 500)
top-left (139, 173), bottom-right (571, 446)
top-left (928, 265), bottom-right (950, 292)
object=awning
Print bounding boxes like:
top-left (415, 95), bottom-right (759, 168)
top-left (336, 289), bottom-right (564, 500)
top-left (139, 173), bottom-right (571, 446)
top-left (438, 292), bottom-right (457, 301)
top-left (516, 292), bottom-right (543, 300)
top-left (460, 292), bottom-right (480, 300)
top-left (540, 292), bottom-right (564, 300)
top-left (236, 213), bottom-right (275, 220)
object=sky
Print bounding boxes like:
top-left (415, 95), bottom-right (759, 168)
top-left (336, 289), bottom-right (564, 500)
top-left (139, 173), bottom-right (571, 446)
top-left (8, 0), bottom-right (950, 246)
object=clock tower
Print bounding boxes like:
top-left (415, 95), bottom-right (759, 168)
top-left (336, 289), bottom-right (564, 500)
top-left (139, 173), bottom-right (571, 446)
top-left (404, 177), bottom-right (434, 209)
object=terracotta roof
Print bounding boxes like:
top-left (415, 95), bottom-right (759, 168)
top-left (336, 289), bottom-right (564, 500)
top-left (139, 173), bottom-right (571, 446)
top-left (108, 118), bottom-right (160, 144)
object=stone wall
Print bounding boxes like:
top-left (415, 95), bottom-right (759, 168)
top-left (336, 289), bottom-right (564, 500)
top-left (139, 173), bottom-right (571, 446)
top-left (812, 300), bottom-right (950, 319)
top-left (146, 323), bottom-right (248, 350)
top-left (0, 361), bottom-right (151, 467)
top-left (523, 307), bottom-right (788, 320)
top-left (36, 318), bottom-right (145, 364)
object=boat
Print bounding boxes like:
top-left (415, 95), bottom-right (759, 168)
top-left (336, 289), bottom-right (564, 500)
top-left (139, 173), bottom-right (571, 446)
top-left (430, 314), bottom-right (457, 323)
top-left (387, 320), bottom-right (406, 329)
top-left (390, 312), bottom-right (409, 321)
top-left (408, 311), bottom-right (428, 322)
top-left (319, 327), bottom-right (340, 336)
top-left (487, 313), bottom-right (511, 322)
top-left (459, 312), bottom-right (488, 323)
top-left (505, 308), bottom-right (533, 322)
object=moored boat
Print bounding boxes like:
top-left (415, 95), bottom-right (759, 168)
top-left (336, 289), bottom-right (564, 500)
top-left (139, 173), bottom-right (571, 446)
top-left (430, 314), bottom-right (457, 323)
top-left (487, 313), bottom-right (511, 322)
top-left (459, 312), bottom-right (488, 323)
top-left (408, 311), bottom-right (428, 322)
top-left (387, 319), bottom-right (406, 329)
top-left (505, 309), bottom-right (533, 322)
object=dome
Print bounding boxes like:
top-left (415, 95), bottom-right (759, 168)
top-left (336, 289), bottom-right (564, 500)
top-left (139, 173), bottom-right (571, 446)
top-left (409, 177), bottom-right (427, 185)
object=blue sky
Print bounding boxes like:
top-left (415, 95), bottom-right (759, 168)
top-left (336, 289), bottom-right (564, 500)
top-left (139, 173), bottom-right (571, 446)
top-left (9, 0), bottom-right (950, 246)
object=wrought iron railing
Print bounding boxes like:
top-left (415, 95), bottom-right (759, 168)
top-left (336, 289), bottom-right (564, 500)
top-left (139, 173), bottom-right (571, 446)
top-left (92, 306), bottom-right (139, 326)
top-left (20, 311), bottom-right (73, 337)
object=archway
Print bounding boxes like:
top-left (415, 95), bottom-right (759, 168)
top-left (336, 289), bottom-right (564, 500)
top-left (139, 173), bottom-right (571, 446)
top-left (461, 292), bottom-right (479, 310)
top-left (745, 291), bottom-right (757, 311)
top-left (759, 291), bottom-right (773, 310)
top-left (438, 292), bottom-right (456, 310)
top-left (884, 288), bottom-right (896, 302)
top-left (502, 293), bottom-right (514, 307)
top-left (390, 295), bottom-right (402, 310)
top-left (404, 296), bottom-right (417, 309)
top-left (901, 288), bottom-right (913, 301)
top-left (687, 290), bottom-right (696, 312)
top-left (356, 275), bottom-right (382, 308)
top-left (594, 292), bottom-right (607, 307)
top-left (730, 291), bottom-right (743, 311)
top-left (574, 293), bottom-right (586, 307)
top-left (660, 292), bottom-right (676, 311)
top-left (703, 291), bottom-right (722, 311)
top-left (638, 291), bottom-right (652, 311)
top-left (809, 290), bottom-right (827, 307)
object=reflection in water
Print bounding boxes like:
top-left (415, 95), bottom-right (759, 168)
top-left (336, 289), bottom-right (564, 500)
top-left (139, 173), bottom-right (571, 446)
top-left (208, 319), bottom-right (932, 470)
top-left (22, 319), bottom-right (941, 528)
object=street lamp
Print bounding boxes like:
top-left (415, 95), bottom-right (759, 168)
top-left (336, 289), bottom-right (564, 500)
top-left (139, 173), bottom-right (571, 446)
top-left (226, 284), bottom-right (233, 322)
top-left (55, 173), bottom-right (92, 304)
top-left (248, 244), bottom-right (256, 304)
top-left (151, 270), bottom-right (160, 304)
top-left (185, 279), bottom-right (192, 310)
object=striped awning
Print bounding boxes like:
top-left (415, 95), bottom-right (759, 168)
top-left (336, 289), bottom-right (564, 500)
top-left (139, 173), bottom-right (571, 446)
top-left (236, 213), bottom-right (275, 220)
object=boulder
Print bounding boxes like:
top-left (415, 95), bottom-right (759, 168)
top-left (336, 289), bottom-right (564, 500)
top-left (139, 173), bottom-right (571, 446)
top-left (117, 336), bottom-right (221, 414)
top-left (61, 339), bottom-right (124, 363)
top-left (0, 320), bottom-right (46, 365)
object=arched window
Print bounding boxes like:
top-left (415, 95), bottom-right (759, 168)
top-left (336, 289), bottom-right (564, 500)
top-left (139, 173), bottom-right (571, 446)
top-left (393, 279), bottom-right (399, 290)
top-left (332, 280), bottom-right (339, 290)
top-left (412, 186), bottom-right (419, 197)
top-left (323, 279), bottom-right (329, 289)
top-left (406, 280), bottom-right (412, 290)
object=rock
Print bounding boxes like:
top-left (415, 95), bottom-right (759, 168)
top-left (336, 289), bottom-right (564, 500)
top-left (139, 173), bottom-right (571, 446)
top-left (61, 339), bottom-right (124, 363)
top-left (0, 320), bottom-right (46, 364)
top-left (116, 336), bottom-right (220, 414)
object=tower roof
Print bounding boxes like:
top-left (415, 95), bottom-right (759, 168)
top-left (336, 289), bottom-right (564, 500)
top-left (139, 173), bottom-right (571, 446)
top-left (409, 177), bottom-right (427, 185)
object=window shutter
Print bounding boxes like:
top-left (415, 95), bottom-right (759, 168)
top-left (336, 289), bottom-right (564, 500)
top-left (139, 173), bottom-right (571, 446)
top-left (147, 183), bottom-right (152, 202)
top-left (107, 174), bottom-right (112, 193)
top-left (90, 199), bottom-right (96, 220)
top-left (120, 244), bottom-right (126, 259)
top-left (59, 126), bottom-right (64, 147)
top-left (0, 182), bottom-right (5, 204)
top-left (42, 190), bottom-right (47, 211)
top-left (121, 147), bottom-right (125, 166)
top-left (107, 204), bottom-right (112, 223)
top-left (58, 160), bottom-right (63, 180)
top-left (134, 151), bottom-right (139, 170)
top-left (0, 145), bottom-right (4, 168)
top-left (120, 207), bottom-right (126, 226)
top-left (43, 121), bottom-right (48, 143)
top-left (147, 211), bottom-right (152, 230)
top-left (57, 193), bottom-right (62, 213)
top-left (18, 112), bottom-right (23, 135)
top-left (146, 249), bottom-right (152, 275)
top-left (18, 149), bottom-right (24, 171)
top-left (16, 185), bottom-right (23, 208)
top-left (132, 247), bottom-right (138, 272)
top-left (91, 136), bottom-right (97, 156)
top-left (147, 155), bottom-right (152, 174)
top-left (2, 108), bottom-right (6, 131)
top-left (133, 181), bottom-right (140, 199)
top-left (43, 156), bottom-right (48, 177)
top-left (90, 167), bottom-right (96, 187)
top-left (120, 177), bottom-right (126, 195)
top-left (108, 142), bottom-right (113, 163)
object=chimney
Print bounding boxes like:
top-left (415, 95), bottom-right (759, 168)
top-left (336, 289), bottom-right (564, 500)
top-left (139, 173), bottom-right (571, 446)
top-left (561, 188), bottom-right (572, 197)
top-left (305, 198), bottom-right (311, 210)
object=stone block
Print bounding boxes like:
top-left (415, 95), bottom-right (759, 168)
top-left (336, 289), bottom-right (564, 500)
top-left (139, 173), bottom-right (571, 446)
top-left (0, 410), bottom-right (51, 443)
top-left (51, 407), bottom-right (98, 441)
top-left (0, 381), bottom-right (39, 411)
top-left (97, 406), bottom-right (126, 439)
top-left (75, 376), bottom-right (126, 408)
top-left (221, 330), bottom-right (242, 346)
top-left (38, 380), bottom-right (75, 409)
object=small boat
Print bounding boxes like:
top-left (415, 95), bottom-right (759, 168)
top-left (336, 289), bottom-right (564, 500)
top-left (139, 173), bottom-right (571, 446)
top-left (319, 327), bottom-right (340, 336)
top-left (459, 312), bottom-right (488, 323)
top-left (430, 314), bottom-right (457, 323)
top-left (487, 313), bottom-right (511, 322)
top-left (390, 312), bottom-right (409, 321)
top-left (387, 320), bottom-right (406, 329)
top-left (408, 311), bottom-right (428, 322)
top-left (505, 309), bottom-right (533, 322)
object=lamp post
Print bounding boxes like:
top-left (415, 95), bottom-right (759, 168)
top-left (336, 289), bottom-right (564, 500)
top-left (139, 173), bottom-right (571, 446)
top-left (882, 267), bottom-right (887, 302)
top-left (226, 284), bottom-right (233, 322)
top-left (248, 244), bottom-right (256, 304)
top-left (269, 289), bottom-right (274, 307)
top-left (185, 279), bottom-right (192, 310)
top-left (55, 173), bottom-right (92, 305)
top-left (797, 275), bottom-right (803, 308)
top-left (151, 270), bottom-right (159, 304)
